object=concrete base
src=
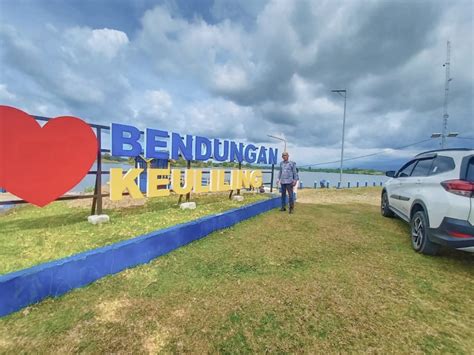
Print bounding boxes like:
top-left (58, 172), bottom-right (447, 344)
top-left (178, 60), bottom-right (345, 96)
top-left (180, 202), bottom-right (196, 210)
top-left (232, 195), bottom-right (244, 202)
top-left (87, 214), bottom-right (110, 225)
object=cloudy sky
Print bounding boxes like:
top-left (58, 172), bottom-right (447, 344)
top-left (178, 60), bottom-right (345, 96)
top-left (0, 0), bottom-right (472, 169)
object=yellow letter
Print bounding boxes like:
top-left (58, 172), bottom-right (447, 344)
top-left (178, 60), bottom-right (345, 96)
top-left (193, 169), bottom-right (210, 193)
top-left (110, 168), bottom-right (144, 201)
top-left (250, 170), bottom-right (263, 188)
top-left (230, 170), bottom-right (242, 190)
top-left (209, 170), bottom-right (220, 192)
top-left (240, 170), bottom-right (252, 188)
top-left (147, 168), bottom-right (170, 198)
top-left (172, 169), bottom-right (195, 195)
top-left (217, 170), bottom-right (231, 191)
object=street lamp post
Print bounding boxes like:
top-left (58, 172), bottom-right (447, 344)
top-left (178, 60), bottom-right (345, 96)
top-left (431, 132), bottom-right (458, 145)
top-left (331, 89), bottom-right (347, 187)
top-left (267, 134), bottom-right (287, 152)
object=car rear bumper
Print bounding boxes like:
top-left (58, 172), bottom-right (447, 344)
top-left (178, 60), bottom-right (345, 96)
top-left (429, 217), bottom-right (474, 251)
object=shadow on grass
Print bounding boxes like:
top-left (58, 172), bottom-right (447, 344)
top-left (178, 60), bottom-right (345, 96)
top-left (436, 247), bottom-right (474, 263)
top-left (386, 216), bottom-right (474, 264)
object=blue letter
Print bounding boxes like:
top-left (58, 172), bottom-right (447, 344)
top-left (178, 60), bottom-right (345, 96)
top-left (145, 128), bottom-right (169, 159)
top-left (195, 136), bottom-right (212, 161)
top-left (268, 147), bottom-right (278, 165)
top-left (111, 123), bottom-right (142, 157)
top-left (229, 142), bottom-right (244, 162)
top-left (171, 133), bottom-right (194, 160)
top-left (256, 146), bottom-right (268, 164)
top-left (213, 139), bottom-right (229, 161)
top-left (244, 144), bottom-right (257, 163)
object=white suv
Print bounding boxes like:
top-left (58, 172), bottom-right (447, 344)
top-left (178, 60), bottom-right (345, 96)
top-left (381, 149), bottom-right (474, 255)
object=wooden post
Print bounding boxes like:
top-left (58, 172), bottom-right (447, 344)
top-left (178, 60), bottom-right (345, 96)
top-left (96, 128), bottom-right (103, 214)
top-left (185, 160), bottom-right (191, 202)
top-left (270, 164), bottom-right (275, 193)
top-left (91, 181), bottom-right (97, 215)
top-left (237, 162), bottom-right (242, 195)
top-left (229, 162), bottom-right (242, 199)
top-left (91, 127), bottom-right (103, 215)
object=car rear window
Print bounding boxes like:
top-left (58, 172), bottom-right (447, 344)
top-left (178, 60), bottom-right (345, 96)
top-left (466, 158), bottom-right (474, 182)
top-left (411, 158), bottom-right (434, 177)
top-left (429, 156), bottom-right (455, 175)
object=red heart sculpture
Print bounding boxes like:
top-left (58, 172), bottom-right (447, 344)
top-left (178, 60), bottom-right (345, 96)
top-left (0, 105), bottom-right (98, 207)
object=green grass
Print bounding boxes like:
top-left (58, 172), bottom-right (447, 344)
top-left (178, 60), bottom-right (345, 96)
top-left (0, 192), bottom-right (269, 274)
top-left (0, 190), bottom-right (472, 353)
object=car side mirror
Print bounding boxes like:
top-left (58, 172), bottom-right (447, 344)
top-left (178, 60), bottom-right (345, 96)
top-left (385, 170), bottom-right (396, 177)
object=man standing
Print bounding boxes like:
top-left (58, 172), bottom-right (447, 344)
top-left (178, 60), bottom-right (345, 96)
top-left (277, 152), bottom-right (299, 214)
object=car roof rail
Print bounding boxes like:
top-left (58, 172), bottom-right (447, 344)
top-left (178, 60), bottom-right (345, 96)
top-left (415, 148), bottom-right (472, 157)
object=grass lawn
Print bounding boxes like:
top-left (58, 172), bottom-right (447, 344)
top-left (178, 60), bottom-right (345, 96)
top-left (0, 192), bottom-right (269, 274)
top-left (0, 188), bottom-right (473, 353)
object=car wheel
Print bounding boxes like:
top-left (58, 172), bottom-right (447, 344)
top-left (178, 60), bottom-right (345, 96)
top-left (381, 192), bottom-right (394, 217)
top-left (411, 210), bottom-right (440, 255)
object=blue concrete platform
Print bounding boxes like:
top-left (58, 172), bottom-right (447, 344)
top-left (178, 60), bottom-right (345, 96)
top-left (0, 197), bottom-right (280, 317)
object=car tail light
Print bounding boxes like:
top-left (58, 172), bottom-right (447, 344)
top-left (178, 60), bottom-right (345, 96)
top-left (448, 231), bottom-right (473, 239)
top-left (441, 180), bottom-right (474, 197)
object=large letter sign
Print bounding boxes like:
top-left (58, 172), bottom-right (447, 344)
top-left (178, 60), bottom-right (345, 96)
top-left (110, 123), bottom-right (279, 165)
top-left (0, 105), bottom-right (277, 206)
top-left (107, 123), bottom-right (277, 201)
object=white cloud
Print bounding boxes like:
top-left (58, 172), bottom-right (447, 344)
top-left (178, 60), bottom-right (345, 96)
top-left (137, 6), bottom-right (250, 86)
top-left (0, 22), bottom-right (133, 122)
top-left (181, 98), bottom-right (250, 139)
top-left (59, 67), bottom-right (106, 104)
top-left (86, 28), bottom-right (129, 59)
top-left (146, 90), bottom-right (172, 110)
top-left (212, 64), bottom-right (250, 93)
top-left (135, 89), bottom-right (173, 123)
top-left (0, 84), bottom-right (16, 101)
top-left (0, 0), bottom-right (472, 169)
top-left (63, 27), bottom-right (129, 61)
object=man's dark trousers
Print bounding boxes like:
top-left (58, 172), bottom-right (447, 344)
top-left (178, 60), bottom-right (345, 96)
top-left (280, 183), bottom-right (294, 209)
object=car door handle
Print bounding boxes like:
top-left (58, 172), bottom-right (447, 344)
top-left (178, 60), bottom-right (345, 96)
top-left (415, 179), bottom-right (422, 184)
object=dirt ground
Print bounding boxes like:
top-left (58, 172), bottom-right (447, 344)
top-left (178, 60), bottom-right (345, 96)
top-left (0, 188), bottom-right (146, 210)
top-left (297, 187), bottom-right (382, 206)
top-left (66, 188), bottom-right (147, 209)
top-left (0, 188), bottom-right (148, 210)
top-left (66, 187), bottom-right (262, 209)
